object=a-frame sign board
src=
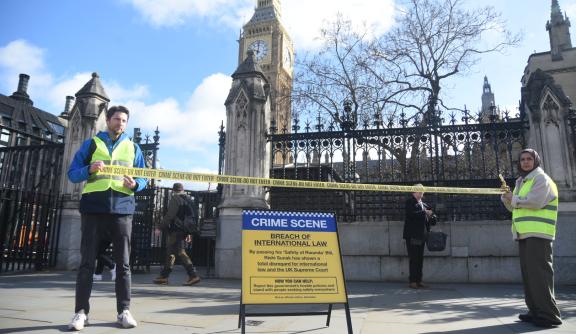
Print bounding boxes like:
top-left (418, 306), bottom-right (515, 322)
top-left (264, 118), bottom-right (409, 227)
top-left (239, 210), bottom-right (353, 334)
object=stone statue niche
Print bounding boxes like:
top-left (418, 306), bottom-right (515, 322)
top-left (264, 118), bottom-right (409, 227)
top-left (537, 92), bottom-right (574, 188)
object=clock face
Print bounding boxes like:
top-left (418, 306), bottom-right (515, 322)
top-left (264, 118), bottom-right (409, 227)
top-left (248, 40), bottom-right (269, 62)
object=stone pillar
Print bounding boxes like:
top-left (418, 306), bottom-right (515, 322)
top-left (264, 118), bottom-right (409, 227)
top-left (216, 52), bottom-right (271, 278)
top-left (57, 72), bottom-right (109, 270)
top-left (522, 69), bottom-right (576, 199)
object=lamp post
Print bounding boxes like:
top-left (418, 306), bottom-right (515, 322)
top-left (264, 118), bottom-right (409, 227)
top-left (334, 100), bottom-right (357, 182)
top-left (429, 108), bottom-right (443, 182)
top-left (335, 100), bottom-right (357, 132)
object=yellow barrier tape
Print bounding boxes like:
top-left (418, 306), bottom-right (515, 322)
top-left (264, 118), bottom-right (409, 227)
top-left (101, 166), bottom-right (505, 195)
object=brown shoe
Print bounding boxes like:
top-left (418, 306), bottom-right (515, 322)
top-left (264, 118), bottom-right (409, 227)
top-left (418, 282), bottom-right (428, 288)
top-left (409, 282), bottom-right (419, 289)
top-left (153, 277), bottom-right (169, 285)
top-left (183, 276), bottom-right (201, 286)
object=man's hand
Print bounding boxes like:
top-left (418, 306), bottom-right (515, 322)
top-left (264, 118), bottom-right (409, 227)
top-left (425, 209), bottom-right (433, 217)
top-left (123, 175), bottom-right (136, 190)
top-left (89, 161), bottom-right (105, 174)
top-left (502, 191), bottom-right (513, 202)
top-left (185, 235), bottom-right (192, 243)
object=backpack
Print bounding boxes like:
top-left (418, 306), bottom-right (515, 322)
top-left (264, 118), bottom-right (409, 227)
top-left (173, 196), bottom-right (199, 234)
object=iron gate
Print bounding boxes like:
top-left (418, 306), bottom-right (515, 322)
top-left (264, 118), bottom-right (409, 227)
top-left (0, 143), bottom-right (64, 273)
top-left (267, 109), bottom-right (529, 222)
top-left (131, 186), bottom-right (219, 273)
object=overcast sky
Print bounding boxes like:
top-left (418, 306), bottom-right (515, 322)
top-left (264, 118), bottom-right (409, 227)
top-left (1, 0), bottom-right (575, 189)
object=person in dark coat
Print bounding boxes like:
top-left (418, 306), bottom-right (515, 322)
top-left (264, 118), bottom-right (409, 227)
top-left (153, 182), bottom-right (201, 286)
top-left (403, 184), bottom-right (436, 289)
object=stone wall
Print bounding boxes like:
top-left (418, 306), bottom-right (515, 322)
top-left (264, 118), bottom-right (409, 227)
top-left (339, 202), bottom-right (576, 284)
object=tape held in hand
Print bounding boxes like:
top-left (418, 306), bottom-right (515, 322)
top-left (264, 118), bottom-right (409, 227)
top-left (101, 166), bottom-right (505, 195)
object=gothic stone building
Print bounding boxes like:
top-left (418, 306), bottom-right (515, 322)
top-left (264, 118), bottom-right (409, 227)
top-left (0, 74), bottom-right (68, 148)
top-left (521, 0), bottom-right (576, 190)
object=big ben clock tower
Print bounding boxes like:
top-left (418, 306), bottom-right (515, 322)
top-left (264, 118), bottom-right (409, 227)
top-left (239, 0), bottom-right (293, 133)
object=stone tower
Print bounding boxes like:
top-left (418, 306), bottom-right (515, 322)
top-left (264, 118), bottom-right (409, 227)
top-left (547, 0), bottom-right (572, 60)
top-left (60, 72), bottom-right (110, 199)
top-left (58, 72), bottom-right (109, 269)
top-left (480, 76), bottom-right (497, 122)
top-left (221, 51), bottom-right (271, 209)
top-left (238, 0), bottom-right (293, 132)
top-left (216, 51), bottom-right (271, 278)
top-left (520, 0), bottom-right (576, 195)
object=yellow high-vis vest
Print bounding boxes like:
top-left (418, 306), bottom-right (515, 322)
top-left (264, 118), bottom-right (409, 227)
top-left (82, 136), bottom-right (135, 195)
top-left (512, 174), bottom-right (558, 239)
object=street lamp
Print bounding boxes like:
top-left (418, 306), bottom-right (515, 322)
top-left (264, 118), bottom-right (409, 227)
top-left (334, 100), bottom-right (358, 182)
top-left (334, 100), bottom-right (357, 132)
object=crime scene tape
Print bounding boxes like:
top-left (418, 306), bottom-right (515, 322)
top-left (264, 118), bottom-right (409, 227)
top-left (101, 166), bottom-right (505, 195)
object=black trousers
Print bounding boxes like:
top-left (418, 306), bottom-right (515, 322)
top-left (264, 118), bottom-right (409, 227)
top-left (75, 214), bottom-right (132, 314)
top-left (406, 239), bottom-right (425, 283)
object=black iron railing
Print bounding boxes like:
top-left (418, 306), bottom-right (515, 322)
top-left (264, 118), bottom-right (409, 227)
top-left (0, 188), bottom-right (62, 273)
top-left (131, 186), bottom-right (219, 272)
top-left (0, 143), bottom-right (64, 191)
top-left (0, 143), bottom-right (64, 272)
top-left (267, 111), bottom-right (527, 221)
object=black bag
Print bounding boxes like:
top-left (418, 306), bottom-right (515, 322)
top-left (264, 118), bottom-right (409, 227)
top-left (173, 197), bottom-right (199, 234)
top-left (426, 231), bottom-right (447, 252)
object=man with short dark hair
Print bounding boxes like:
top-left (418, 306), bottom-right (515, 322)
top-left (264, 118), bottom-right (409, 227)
top-left (67, 105), bottom-right (147, 330)
top-left (153, 182), bottom-right (201, 286)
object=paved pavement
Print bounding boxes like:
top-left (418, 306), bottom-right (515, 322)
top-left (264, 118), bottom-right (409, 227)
top-left (0, 267), bottom-right (574, 334)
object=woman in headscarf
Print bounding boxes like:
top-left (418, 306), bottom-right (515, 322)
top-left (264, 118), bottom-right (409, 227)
top-left (501, 149), bottom-right (562, 328)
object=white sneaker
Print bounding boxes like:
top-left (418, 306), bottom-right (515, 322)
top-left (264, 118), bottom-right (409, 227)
top-left (93, 274), bottom-right (102, 281)
top-left (68, 311), bottom-right (88, 331)
top-left (117, 310), bottom-right (137, 328)
top-left (110, 265), bottom-right (116, 281)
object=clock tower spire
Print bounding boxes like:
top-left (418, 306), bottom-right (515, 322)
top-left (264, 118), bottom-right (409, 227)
top-left (239, 0), bottom-right (293, 134)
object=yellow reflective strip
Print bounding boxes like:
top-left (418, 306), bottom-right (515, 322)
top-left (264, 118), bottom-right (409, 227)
top-left (100, 166), bottom-right (505, 195)
top-left (513, 217), bottom-right (556, 225)
top-left (111, 160), bottom-right (131, 167)
top-left (513, 221), bottom-right (556, 235)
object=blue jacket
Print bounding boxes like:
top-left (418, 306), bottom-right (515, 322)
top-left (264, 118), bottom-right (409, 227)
top-left (68, 131), bottom-right (148, 214)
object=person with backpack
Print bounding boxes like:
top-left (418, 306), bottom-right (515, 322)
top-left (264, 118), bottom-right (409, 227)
top-left (153, 182), bottom-right (201, 286)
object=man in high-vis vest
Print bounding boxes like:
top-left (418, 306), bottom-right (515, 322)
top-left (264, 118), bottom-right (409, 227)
top-left (501, 149), bottom-right (562, 328)
top-left (67, 106), bottom-right (147, 331)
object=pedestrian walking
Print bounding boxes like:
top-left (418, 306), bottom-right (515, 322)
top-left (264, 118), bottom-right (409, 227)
top-left (153, 182), bottom-right (201, 286)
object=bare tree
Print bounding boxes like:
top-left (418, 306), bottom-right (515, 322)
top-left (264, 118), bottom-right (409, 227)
top-left (377, 0), bottom-right (521, 176)
top-left (374, 0), bottom-right (521, 122)
top-left (291, 15), bottom-right (378, 129)
top-left (294, 0), bottom-right (520, 125)
top-left (291, 0), bottom-right (520, 177)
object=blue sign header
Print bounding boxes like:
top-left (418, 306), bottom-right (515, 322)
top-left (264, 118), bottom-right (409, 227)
top-left (242, 210), bottom-right (336, 232)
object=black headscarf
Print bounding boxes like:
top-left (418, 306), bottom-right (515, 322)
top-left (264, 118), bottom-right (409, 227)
top-left (517, 148), bottom-right (541, 177)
